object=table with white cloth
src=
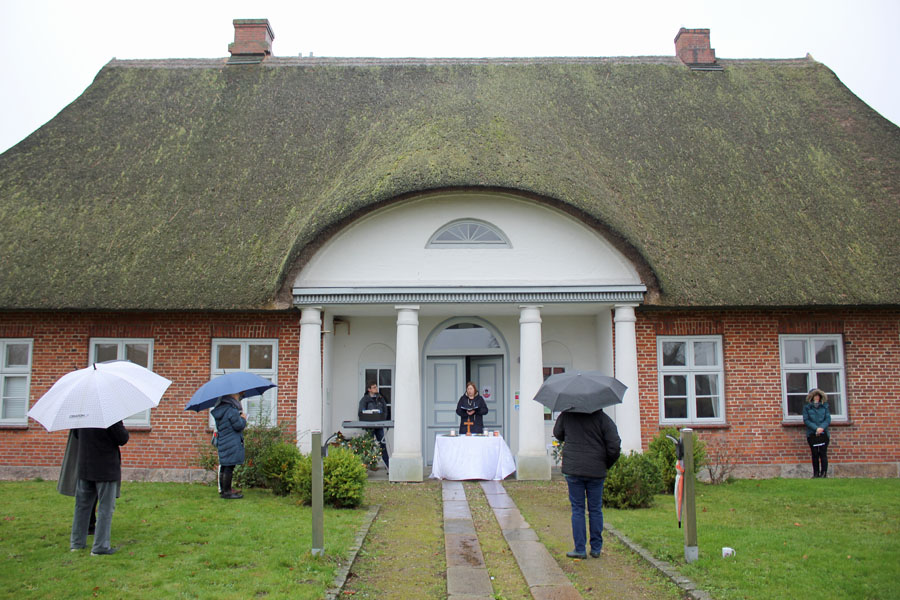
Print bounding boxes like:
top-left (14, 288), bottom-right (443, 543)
top-left (430, 434), bottom-right (516, 480)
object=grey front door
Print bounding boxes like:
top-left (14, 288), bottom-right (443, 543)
top-left (425, 357), bottom-right (465, 464)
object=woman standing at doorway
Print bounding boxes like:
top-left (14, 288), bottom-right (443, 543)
top-left (456, 381), bottom-right (488, 435)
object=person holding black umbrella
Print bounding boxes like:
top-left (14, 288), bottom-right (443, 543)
top-left (553, 407), bottom-right (621, 559)
top-left (211, 393), bottom-right (247, 499)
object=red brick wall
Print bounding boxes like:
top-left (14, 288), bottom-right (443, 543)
top-left (636, 308), bottom-right (900, 465)
top-left (0, 311), bottom-right (299, 471)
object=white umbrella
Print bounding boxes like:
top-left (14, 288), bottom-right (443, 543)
top-left (28, 361), bottom-right (172, 431)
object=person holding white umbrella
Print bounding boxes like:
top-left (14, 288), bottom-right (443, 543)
top-left (28, 360), bottom-right (172, 555)
top-left (69, 421), bottom-right (129, 555)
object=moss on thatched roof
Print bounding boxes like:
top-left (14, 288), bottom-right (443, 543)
top-left (0, 55), bottom-right (897, 310)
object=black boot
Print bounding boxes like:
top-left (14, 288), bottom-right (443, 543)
top-left (220, 467), bottom-right (243, 499)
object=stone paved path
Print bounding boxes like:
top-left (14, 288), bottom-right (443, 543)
top-left (443, 479), bottom-right (583, 600)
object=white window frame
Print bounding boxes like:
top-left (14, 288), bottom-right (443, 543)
top-left (1, 339), bottom-right (33, 425)
top-left (210, 339), bottom-right (279, 427)
top-left (89, 338), bottom-right (155, 427)
top-left (542, 365), bottom-right (568, 421)
top-left (779, 334), bottom-right (847, 422)
top-left (361, 365), bottom-right (394, 420)
top-left (657, 335), bottom-right (726, 425)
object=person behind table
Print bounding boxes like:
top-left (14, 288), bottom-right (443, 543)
top-left (69, 420), bottom-right (129, 555)
top-left (211, 392), bottom-right (247, 499)
top-left (553, 407), bottom-right (621, 560)
top-left (455, 381), bottom-right (488, 435)
top-left (358, 382), bottom-right (390, 469)
top-left (803, 388), bottom-right (831, 478)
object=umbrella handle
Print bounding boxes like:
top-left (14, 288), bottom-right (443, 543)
top-left (665, 434), bottom-right (684, 460)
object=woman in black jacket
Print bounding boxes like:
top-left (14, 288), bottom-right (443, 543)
top-left (455, 381), bottom-right (488, 435)
top-left (553, 409), bottom-right (621, 559)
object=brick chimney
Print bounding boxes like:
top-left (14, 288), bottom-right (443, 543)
top-left (227, 19), bottom-right (274, 64)
top-left (674, 28), bottom-right (719, 69)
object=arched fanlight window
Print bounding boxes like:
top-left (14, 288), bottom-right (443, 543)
top-left (426, 219), bottom-right (511, 248)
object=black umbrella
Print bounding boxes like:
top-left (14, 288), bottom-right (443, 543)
top-left (532, 370), bottom-right (627, 414)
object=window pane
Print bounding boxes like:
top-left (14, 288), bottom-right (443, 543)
top-left (815, 372), bottom-right (842, 416)
top-left (813, 340), bottom-right (838, 365)
top-left (125, 343), bottom-right (149, 368)
top-left (432, 324), bottom-right (499, 350)
top-left (365, 369), bottom-right (377, 388)
top-left (124, 409), bottom-right (150, 424)
top-left (664, 397), bottom-right (687, 419)
top-left (662, 342), bottom-right (686, 367)
top-left (695, 397), bottom-right (718, 418)
top-left (695, 374), bottom-right (717, 396)
top-left (785, 372), bottom-right (808, 416)
top-left (378, 370), bottom-right (391, 388)
top-left (663, 375), bottom-right (687, 396)
top-left (248, 344), bottom-right (273, 370)
top-left (783, 339), bottom-right (807, 364)
top-left (5, 344), bottom-right (29, 367)
top-left (94, 343), bottom-right (119, 363)
top-left (693, 342), bottom-right (718, 366)
top-left (2, 376), bottom-right (27, 418)
top-left (216, 345), bottom-right (241, 370)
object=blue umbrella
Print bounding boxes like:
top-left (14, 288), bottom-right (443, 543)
top-left (185, 372), bottom-right (277, 412)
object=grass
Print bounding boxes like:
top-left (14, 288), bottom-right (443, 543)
top-left (0, 481), bottom-right (368, 599)
top-left (3, 477), bottom-right (898, 599)
top-left (602, 478), bottom-right (900, 600)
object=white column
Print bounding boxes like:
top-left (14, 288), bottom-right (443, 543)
top-left (516, 305), bottom-right (551, 480)
top-left (298, 307), bottom-right (323, 454)
top-left (322, 312), bottom-right (334, 442)
top-left (596, 308), bottom-right (615, 421)
top-left (390, 305), bottom-right (423, 481)
top-left (614, 304), bottom-right (642, 454)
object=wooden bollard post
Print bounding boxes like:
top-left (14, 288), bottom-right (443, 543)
top-left (311, 430), bottom-right (324, 556)
top-left (682, 428), bottom-right (698, 563)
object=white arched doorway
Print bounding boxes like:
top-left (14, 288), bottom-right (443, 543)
top-left (423, 318), bottom-right (509, 464)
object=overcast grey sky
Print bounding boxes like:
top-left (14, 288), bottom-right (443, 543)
top-left (1, 0), bottom-right (898, 153)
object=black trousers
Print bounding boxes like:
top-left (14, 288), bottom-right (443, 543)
top-left (372, 428), bottom-right (389, 468)
top-left (807, 436), bottom-right (829, 476)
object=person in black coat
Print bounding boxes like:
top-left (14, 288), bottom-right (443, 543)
top-left (211, 393), bottom-right (247, 499)
top-left (455, 381), bottom-right (489, 435)
top-left (69, 421), bottom-right (129, 555)
top-left (358, 382), bottom-right (390, 469)
top-left (553, 408), bottom-right (621, 559)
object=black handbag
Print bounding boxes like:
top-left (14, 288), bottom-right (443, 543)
top-left (811, 432), bottom-right (828, 446)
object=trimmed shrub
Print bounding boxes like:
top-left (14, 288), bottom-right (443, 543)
top-left (291, 447), bottom-right (368, 509)
top-left (647, 427), bottom-right (707, 493)
top-left (234, 421), bottom-right (295, 489)
top-left (603, 451), bottom-right (663, 509)
top-left (260, 441), bottom-right (303, 496)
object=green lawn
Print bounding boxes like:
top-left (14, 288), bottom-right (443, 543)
top-left (0, 481), bottom-right (367, 599)
top-left (2, 477), bottom-right (898, 600)
top-left (602, 478), bottom-right (900, 600)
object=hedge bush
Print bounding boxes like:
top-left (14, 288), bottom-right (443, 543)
top-left (603, 451), bottom-right (663, 509)
top-left (291, 447), bottom-right (368, 509)
top-left (260, 441), bottom-right (304, 496)
top-left (646, 427), bottom-right (707, 493)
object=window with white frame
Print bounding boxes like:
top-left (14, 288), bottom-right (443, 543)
top-left (211, 339), bottom-right (278, 426)
top-left (362, 366), bottom-right (393, 420)
top-left (657, 336), bottom-right (725, 424)
top-left (542, 366), bottom-right (567, 420)
top-left (1, 339), bottom-right (33, 425)
top-left (90, 338), bottom-right (154, 427)
top-left (426, 219), bottom-right (511, 248)
top-left (779, 334), bottom-right (846, 420)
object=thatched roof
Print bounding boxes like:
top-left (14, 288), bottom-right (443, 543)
top-left (0, 55), bottom-right (897, 310)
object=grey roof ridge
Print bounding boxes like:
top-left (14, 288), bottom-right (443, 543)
top-left (104, 54), bottom-right (815, 69)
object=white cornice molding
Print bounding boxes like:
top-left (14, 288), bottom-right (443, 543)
top-left (292, 285), bottom-right (646, 306)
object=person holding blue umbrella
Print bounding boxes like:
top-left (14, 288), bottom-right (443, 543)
top-left (211, 393), bottom-right (247, 499)
top-left (186, 372), bottom-right (277, 499)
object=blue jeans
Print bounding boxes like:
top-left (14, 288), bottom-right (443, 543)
top-left (71, 479), bottom-right (118, 553)
top-left (565, 475), bottom-right (605, 554)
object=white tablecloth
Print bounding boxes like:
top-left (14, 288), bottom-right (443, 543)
top-left (430, 435), bottom-right (516, 480)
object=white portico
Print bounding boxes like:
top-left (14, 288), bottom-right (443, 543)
top-left (292, 191), bottom-right (646, 481)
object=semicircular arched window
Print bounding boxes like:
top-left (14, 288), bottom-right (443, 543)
top-left (426, 219), bottom-right (511, 248)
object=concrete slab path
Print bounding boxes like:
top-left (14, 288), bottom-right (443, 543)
top-left (442, 479), bottom-right (583, 600)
